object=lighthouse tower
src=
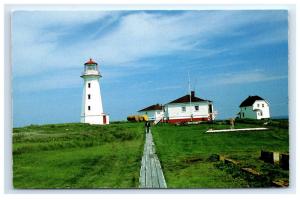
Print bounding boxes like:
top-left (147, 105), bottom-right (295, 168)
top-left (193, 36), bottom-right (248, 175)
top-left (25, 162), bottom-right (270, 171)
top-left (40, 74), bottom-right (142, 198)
top-left (80, 58), bottom-right (109, 125)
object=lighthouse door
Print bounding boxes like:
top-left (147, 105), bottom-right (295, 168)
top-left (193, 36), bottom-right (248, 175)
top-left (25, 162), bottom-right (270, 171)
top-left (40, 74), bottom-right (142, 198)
top-left (103, 115), bottom-right (107, 124)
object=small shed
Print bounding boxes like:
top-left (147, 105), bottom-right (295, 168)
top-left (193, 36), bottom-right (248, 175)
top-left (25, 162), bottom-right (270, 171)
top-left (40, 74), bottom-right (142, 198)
top-left (138, 104), bottom-right (164, 121)
top-left (239, 95), bottom-right (270, 120)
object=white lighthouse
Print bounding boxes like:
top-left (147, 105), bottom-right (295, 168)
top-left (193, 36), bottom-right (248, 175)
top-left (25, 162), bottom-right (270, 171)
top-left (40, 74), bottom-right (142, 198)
top-left (80, 58), bottom-right (109, 125)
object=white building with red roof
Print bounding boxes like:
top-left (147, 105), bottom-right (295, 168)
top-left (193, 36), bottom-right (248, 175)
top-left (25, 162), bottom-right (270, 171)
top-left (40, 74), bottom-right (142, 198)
top-left (164, 91), bottom-right (214, 124)
top-left (137, 91), bottom-right (215, 124)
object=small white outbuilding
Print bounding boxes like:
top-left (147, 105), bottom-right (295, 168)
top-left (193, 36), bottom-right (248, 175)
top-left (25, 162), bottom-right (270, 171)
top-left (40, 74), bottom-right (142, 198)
top-left (138, 104), bottom-right (164, 121)
top-left (238, 95), bottom-right (270, 120)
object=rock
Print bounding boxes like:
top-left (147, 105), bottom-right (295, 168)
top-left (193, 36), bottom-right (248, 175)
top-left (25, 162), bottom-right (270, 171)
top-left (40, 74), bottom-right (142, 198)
top-left (260, 150), bottom-right (274, 164)
top-left (280, 153), bottom-right (289, 170)
top-left (224, 158), bottom-right (239, 165)
top-left (273, 152), bottom-right (280, 164)
top-left (260, 150), bottom-right (279, 164)
top-left (241, 167), bottom-right (261, 176)
top-left (260, 150), bottom-right (289, 168)
top-left (272, 180), bottom-right (289, 187)
top-left (207, 154), bottom-right (220, 162)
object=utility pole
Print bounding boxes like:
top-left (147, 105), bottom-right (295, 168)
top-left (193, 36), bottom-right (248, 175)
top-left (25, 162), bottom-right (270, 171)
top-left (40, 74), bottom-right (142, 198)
top-left (188, 71), bottom-right (192, 122)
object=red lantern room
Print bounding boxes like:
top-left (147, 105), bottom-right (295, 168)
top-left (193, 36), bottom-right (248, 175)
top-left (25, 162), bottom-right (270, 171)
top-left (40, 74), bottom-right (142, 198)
top-left (85, 58), bottom-right (98, 65)
top-left (82, 58), bottom-right (101, 77)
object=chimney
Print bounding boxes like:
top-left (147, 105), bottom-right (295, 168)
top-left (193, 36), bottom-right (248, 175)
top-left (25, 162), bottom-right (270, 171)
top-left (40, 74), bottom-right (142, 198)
top-left (191, 91), bottom-right (195, 98)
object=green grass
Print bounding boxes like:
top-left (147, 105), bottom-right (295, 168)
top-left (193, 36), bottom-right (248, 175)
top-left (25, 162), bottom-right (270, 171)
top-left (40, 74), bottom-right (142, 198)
top-left (152, 121), bottom-right (289, 188)
top-left (13, 122), bottom-right (144, 189)
top-left (13, 120), bottom-right (289, 189)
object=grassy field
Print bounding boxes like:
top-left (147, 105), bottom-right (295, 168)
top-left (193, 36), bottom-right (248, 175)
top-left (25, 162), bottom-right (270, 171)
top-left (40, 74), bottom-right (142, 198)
top-left (152, 120), bottom-right (289, 188)
top-left (13, 122), bottom-right (144, 189)
top-left (13, 120), bottom-right (289, 189)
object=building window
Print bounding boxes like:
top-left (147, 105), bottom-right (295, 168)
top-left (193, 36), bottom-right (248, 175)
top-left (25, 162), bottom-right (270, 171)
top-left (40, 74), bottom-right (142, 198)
top-left (88, 94), bottom-right (91, 99)
top-left (88, 106), bottom-right (91, 111)
top-left (262, 104), bottom-right (264, 107)
top-left (182, 107), bottom-right (186, 112)
top-left (244, 107), bottom-right (246, 110)
top-left (195, 105), bottom-right (199, 111)
top-left (257, 104), bottom-right (260, 107)
top-left (157, 111), bottom-right (161, 114)
top-left (88, 83), bottom-right (91, 88)
top-left (242, 113), bottom-right (244, 117)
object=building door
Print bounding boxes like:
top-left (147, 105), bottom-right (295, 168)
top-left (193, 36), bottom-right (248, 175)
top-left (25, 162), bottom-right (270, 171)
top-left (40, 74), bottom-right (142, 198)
top-left (208, 104), bottom-right (213, 113)
top-left (103, 115), bottom-right (106, 124)
top-left (208, 104), bottom-right (213, 121)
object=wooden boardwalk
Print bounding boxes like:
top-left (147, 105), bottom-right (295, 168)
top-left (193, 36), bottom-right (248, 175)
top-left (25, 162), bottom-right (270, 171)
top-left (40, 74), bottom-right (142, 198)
top-left (206, 127), bottom-right (268, 133)
top-left (139, 129), bottom-right (167, 188)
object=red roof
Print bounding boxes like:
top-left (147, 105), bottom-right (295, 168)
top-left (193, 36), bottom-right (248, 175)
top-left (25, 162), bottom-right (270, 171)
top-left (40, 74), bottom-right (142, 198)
top-left (85, 58), bottom-right (98, 65)
top-left (138, 104), bottom-right (164, 112)
top-left (166, 91), bottom-right (211, 104)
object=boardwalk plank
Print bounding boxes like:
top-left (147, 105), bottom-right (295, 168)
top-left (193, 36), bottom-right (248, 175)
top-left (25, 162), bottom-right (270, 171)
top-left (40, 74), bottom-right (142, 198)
top-left (139, 156), bottom-right (146, 188)
top-left (145, 140), bottom-right (152, 187)
top-left (139, 129), bottom-right (167, 188)
top-left (154, 156), bottom-right (167, 188)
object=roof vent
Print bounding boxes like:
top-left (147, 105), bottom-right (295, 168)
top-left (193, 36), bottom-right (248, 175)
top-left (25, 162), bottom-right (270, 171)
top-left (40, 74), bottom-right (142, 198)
top-left (191, 91), bottom-right (195, 97)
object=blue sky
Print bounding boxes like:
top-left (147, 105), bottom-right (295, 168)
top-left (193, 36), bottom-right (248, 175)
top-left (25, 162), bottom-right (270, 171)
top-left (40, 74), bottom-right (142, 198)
top-left (12, 10), bottom-right (288, 127)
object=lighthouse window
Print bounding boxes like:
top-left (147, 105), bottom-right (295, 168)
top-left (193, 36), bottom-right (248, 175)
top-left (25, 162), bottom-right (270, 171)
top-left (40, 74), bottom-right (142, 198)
top-left (88, 106), bottom-right (91, 111)
top-left (88, 83), bottom-right (91, 88)
top-left (88, 94), bottom-right (91, 99)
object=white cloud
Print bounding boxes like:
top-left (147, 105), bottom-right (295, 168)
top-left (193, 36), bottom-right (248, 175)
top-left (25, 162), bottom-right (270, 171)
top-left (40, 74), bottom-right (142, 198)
top-left (12, 10), bottom-right (288, 93)
top-left (12, 11), bottom-right (112, 29)
top-left (12, 11), bottom-right (114, 76)
top-left (209, 70), bottom-right (287, 86)
top-left (151, 85), bottom-right (183, 91)
top-left (13, 71), bottom-right (81, 92)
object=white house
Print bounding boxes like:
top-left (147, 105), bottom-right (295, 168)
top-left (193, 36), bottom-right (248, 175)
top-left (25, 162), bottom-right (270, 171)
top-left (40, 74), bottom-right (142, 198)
top-left (80, 58), bottom-right (109, 125)
top-left (138, 91), bottom-right (215, 124)
top-left (138, 104), bottom-right (164, 121)
top-left (238, 95), bottom-right (270, 120)
top-left (164, 91), bottom-right (214, 124)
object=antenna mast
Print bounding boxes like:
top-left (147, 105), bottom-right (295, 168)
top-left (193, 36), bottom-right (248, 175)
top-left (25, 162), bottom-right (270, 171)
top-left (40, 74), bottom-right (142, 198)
top-left (188, 71), bottom-right (192, 121)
